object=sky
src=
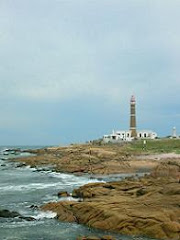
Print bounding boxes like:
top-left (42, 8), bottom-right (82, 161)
top-left (0, 0), bottom-right (180, 145)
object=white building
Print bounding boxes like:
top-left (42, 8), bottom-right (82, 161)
top-left (137, 130), bottom-right (157, 139)
top-left (103, 129), bottom-right (157, 143)
top-left (103, 130), bottom-right (132, 143)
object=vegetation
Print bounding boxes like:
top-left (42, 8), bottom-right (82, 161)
top-left (124, 138), bottom-right (180, 154)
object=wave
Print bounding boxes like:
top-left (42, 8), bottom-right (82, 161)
top-left (48, 172), bottom-right (105, 184)
top-left (0, 182), bottom-right (62, 192)
top-left (32, 211), bottom-right (57, 220)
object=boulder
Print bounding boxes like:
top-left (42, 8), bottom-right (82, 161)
top-left (19, 216), bottom-right (35, 221)
top-left (16, 163), bottom-right (26, 168)
top-left (0, 209), bottom-right (35, 221)
top-left (30, 205), bottom-right (39, 210)
top-left (57, 191), bottom-right (70, 198)
top-left (0, 209), bottom-right (20, 218)
top-left (1, 164), bottom-right (6, 167)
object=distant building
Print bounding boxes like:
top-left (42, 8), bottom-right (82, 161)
top-left (103, 96), bottom-right (157, 143)
top-left (103, 130), bottom-right (132, 143)
top-left (137, 130), bottom-right (157, 139)
top-left (170, 127), bottom-right (179, 139)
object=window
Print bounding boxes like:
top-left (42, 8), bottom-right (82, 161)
top-left (144, 133), bottom-right (147, 138)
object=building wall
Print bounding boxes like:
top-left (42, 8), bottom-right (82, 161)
top-left (103, 130), bottom-right (157, 143)
top-left (137, 131), bottom-right (157, 139)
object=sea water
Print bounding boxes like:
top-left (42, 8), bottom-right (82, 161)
top-left (0, 146), bottom-right (157, 240)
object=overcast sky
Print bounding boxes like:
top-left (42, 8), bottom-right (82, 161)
top-left (0, 0), bottom-right (180, 145)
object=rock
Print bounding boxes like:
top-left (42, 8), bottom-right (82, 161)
top-left (13, 143), bottom-right (160, 175)
top-left (1, 164), bottom-right (6, 167)
top-left (101, 235), bottom-right (116, 240)
top-left (103, 185), bottom-right (115, 190)
top-left (76, 236), bottom-right (100, 240)
top-left (57, 191), bottom-right (70, 198)
top-left (12, 142), bottom-right (180, 240)
top-left (16, 163), bottom-right (26, 168)
top-left (136, 187), bottom-right (147, 197)
top-left (30, 205), bottom-right (39, 210)
top-left (0, 209), bottom-right (35, 221)
top-left (42, 176), bottom-right (180, 240)
top-left (0, 209), bottom-right (20, 218)
top-left (19, 216), bottom-right (35, 221)
top-left (41, 202), bottom-right (77, 222)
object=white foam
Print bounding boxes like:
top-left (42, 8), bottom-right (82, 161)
top-left (0, 219), bottom-right (45, 229)
top-left (58, 196), bottom-right (82, 202)
top-left (33, 211), bottom-right (57, 220)
top-left (49, 172), bottom-right (105, 185)
top-left (0, 182), bottom-right (61, 192)
top-left (0, 174), bottom-right (104, 192)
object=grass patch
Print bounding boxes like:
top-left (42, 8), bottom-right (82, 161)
top-left (123, 138), bottom-right (180, 155)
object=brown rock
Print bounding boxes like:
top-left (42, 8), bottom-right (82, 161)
top-left (42, 176), bottom-right (180, 240)
top-left (76, 236), bottom-right (116, 240)
top-left (13, 143), bottom-right (160, 175)
top-left (76, 236), bottom-right (100, 240)
top-left (41, 201), bottom-right (77, 222)
top-left (57, 191), bottom-right (70, 197)
top-left (101, 235), bottom-right (116, 240)
top-left (13, 141), bottom-right (180, 239)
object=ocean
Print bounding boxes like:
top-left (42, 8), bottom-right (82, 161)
top-left (0, 146), bottom-right (156, 240)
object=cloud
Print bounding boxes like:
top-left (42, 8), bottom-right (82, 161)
top-left (0, 0), bottom-right (180, 144)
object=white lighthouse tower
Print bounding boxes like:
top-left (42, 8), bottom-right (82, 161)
top-left (172, 127), bottom-right (178, 138)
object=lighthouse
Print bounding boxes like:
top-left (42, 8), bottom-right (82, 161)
top-left (103, 95), bottom-right (158, 143)
top-left (130, 95), bottom-right (137, 138)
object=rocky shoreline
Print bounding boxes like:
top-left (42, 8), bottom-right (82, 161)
top-left (42, 174), bottom-right (180, 240)
top-left (12, 144), bottom-right (160, 175)
top-left (11, 142), bottom-right (180, 240)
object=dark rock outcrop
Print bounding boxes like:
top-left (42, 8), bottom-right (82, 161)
top-left (0, 209), bottom-right (20, 218)
top-left (29, 205), bottom-right (39, 210)
top-left (57, 191), bottom-right (70, 198)
top-left (0, 209), bottom-right (35, 221)
top-left (16, 163), bottom-right (26, 168)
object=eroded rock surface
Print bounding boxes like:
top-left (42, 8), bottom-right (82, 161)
top-left (42, 175), bottom-right (180, 240)
top-left (12, 144), bottom-right (160, 174)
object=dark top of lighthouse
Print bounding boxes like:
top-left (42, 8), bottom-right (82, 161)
top-left (130, 95), bottom-right (136, 104)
